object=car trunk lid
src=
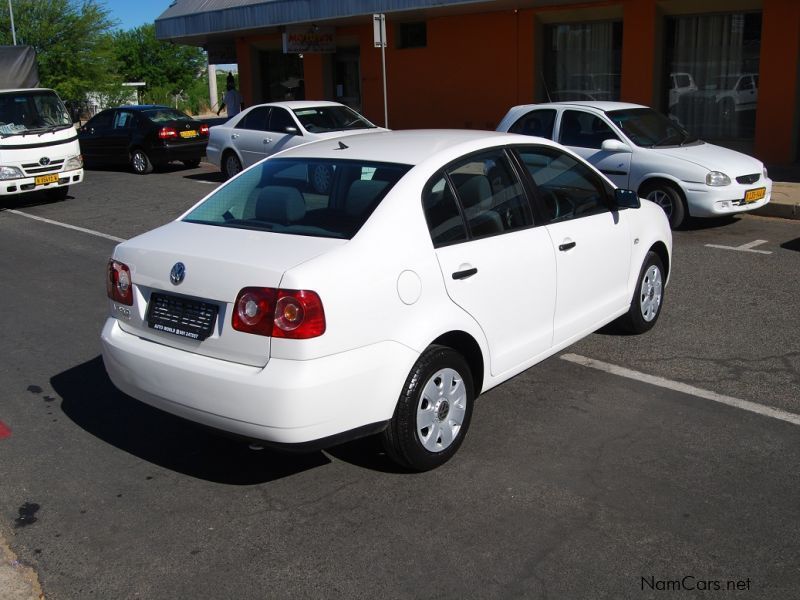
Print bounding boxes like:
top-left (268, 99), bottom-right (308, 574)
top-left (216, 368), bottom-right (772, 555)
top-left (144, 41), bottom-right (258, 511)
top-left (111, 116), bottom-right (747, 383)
top-left (111, 220), bottom-right (345, 367)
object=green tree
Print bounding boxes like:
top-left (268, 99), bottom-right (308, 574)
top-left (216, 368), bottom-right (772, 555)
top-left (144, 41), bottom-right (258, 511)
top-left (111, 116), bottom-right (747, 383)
top-left (0, 0), bottom-right (120, 100)
top-left (111, 24), bottom-right (206, 99)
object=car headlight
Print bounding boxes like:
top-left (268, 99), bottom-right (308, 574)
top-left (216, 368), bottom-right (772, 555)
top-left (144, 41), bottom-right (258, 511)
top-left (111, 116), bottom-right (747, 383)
top-left (0, 165), bottom-right (24, 180)
top-left (64, 155), bottom-right (83, 170)
top-left (706, 171), bottom-right (731, 186)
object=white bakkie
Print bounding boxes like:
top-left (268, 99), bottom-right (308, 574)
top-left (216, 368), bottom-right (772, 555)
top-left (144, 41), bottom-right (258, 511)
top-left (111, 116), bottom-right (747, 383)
top-left (101, 130), bottom-right (672, 471)
top-left (0, 88), bottom-right (83, 200)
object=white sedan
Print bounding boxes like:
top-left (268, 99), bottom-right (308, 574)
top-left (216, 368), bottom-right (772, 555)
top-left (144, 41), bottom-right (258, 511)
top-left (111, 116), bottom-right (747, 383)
top-left (497, 101), bottom-right (771, 228)
top-left (101, 130), bottom-right (672, 471)
top-left (206, 100), bottom-right (386, 188)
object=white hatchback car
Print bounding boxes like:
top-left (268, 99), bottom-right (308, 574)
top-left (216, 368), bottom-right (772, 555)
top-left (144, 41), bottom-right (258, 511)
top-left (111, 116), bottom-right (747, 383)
top-left (101, 130), bottom-right (672, 471)
top-left (496, 101), bottom-right (771, 228)
top-left (206, 100), bottom-right (386, 187)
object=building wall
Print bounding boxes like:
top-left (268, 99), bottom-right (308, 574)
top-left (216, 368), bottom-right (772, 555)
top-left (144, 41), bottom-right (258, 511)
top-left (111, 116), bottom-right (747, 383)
top-left (236, 0), bottom-right (800, 164)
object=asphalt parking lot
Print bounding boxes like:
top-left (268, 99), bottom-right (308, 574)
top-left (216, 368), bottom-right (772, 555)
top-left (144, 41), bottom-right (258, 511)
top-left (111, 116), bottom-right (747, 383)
top-left (1, 163), bottom-right (799, 599)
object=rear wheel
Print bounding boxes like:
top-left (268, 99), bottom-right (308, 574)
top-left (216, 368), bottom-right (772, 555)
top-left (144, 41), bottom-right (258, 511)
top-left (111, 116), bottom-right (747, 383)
top-left (130, 149), bottom-right (153, 175)
top-left (642, 182), bottom-right (686, 229)
top-left (222, 152), bottom-right (242, 180)
top-left (381, 345), bottom-right (474, 471)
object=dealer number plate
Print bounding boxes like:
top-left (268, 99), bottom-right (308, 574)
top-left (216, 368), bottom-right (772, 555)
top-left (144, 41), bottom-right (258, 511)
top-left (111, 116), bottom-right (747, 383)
top-left (744, 187), bottom-right (766, 203)
top-left (146, 292), bottom-right (218, 341)
top-left (35, 174), bottom-right (59, 185)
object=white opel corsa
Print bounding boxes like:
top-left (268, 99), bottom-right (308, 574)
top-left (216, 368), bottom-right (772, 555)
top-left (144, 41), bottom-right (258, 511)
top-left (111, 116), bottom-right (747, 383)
top-left (496, 101), bottom-right (771, 229)
top-left (101, 130), bottom-right (672, 471)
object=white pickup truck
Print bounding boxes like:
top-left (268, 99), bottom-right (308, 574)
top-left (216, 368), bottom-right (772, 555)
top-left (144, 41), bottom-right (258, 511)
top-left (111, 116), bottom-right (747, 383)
top-left (0, 46), bottom-right (83, 200)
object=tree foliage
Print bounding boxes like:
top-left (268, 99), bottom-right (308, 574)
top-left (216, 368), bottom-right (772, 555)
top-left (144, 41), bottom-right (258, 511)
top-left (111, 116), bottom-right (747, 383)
top-left (111, 24), bottom-right (206, 98)
top-left (0, 0), bottom-right (118, 100)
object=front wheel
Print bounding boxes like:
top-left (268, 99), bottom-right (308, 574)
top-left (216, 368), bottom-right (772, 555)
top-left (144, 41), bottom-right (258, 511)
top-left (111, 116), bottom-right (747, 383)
top-left (642, 182), bottom-right (686, 229)
top-left (618, 251), bottom-right (665, 334)
top-left (381, 345), bottom-right (474, 471)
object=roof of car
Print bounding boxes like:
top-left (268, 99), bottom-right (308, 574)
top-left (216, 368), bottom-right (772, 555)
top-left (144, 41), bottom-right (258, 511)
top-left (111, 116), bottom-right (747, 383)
top-left (117, 104), bottom-right (172, 111)
top-left (271, 129), bottom-right (552, 165)
top-left (533, 101), bottom-right (646, 111)
top-left (246, 100), bottom-right (350, 111)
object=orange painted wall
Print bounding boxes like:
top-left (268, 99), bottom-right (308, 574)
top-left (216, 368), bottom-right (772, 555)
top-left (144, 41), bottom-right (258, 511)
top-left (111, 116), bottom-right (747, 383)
top-left (755, 0), bottom-right (800, 164)
top-left (620, 0), bottom-right (657, 106)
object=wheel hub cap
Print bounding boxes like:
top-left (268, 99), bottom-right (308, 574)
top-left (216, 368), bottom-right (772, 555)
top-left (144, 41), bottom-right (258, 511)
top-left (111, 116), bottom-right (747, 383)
top-left (416, 368), bottom-right (467, 452)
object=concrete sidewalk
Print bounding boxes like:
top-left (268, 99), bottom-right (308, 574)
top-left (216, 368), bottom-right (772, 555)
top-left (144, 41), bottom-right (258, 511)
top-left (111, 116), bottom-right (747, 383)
top-left (756, 180), bottom-right (800, 220)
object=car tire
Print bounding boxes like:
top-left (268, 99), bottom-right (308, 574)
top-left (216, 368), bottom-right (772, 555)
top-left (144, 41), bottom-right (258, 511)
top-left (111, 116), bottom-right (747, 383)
top-left (130, 149), bottom-right (153, 175)
top-left (46, 186), bottom-right (69, 201)
top-left (618, 250), bottom-right (665, 334)
top-left (641, 182), bottom-right (686, 229)
top-left (309, 164), bottom-right (333, 194)
top-left (381, 345), bottom-right (474, 471)
top-left (183, 159), bottom-right (201, 169)
top-left (222, 152), bottom-right (242, 180)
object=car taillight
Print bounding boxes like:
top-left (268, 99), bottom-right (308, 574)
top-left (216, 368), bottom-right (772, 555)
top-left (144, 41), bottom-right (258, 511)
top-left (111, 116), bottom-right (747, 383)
top-left (158, 127), bottom-right (178, 140)
top-left (232, 287), bottom-right (325, 339)
top-left (107, 259), bottom-right (133, 306)
top-left (199, 124), bottom-right (209, 136)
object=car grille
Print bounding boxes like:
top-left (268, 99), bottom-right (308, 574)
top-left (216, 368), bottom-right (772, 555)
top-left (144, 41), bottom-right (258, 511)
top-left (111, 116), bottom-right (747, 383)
top-left (736, 173), bottom-right (760, 185)
top-left (22, 159), bottom-right (65, 176)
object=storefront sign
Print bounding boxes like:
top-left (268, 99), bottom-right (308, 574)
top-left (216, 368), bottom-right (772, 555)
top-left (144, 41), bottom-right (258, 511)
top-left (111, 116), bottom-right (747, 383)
top-left (283, 26), bottom-right (336, 53)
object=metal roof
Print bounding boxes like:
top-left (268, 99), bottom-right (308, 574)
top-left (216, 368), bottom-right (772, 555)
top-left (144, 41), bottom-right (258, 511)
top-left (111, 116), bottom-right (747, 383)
top-left (155, 0), bottom-right (487, 42)
top-left (154, 0), bottom-right (593, 43)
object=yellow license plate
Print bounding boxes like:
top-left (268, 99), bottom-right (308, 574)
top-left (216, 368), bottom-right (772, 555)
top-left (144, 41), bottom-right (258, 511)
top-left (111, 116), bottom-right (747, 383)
top-left (35, 174), bottom-right (59, 186)
top-left (744, 187), bottom-right (766, 203)
top-left (180, 130), bottom-right (198, 139)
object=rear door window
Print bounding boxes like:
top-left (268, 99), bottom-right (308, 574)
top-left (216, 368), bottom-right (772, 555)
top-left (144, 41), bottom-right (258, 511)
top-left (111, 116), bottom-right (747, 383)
top-left (508, 109), bottom-right (556, 139)
top-left (236, 107), bottom-right (270, 131)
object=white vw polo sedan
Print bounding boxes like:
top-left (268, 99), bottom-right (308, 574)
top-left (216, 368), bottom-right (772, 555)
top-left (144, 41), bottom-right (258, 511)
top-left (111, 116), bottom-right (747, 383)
top-left (101, 130), bottom-right (672, 471)
top-left (497, 101), bottom-right (771, 228)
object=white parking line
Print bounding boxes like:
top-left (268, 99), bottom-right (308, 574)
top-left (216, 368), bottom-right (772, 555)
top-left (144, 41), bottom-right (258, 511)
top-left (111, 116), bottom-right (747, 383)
top-left (705, 239), bottom-right (772, 254)
top-left (561, 353), bottom-right (800, 426)
top-left (6, 210), bottom-right (126, 243)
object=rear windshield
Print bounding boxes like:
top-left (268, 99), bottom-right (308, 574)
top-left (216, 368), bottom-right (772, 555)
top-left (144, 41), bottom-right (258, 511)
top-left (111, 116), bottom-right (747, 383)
top-left (142, 108), bottom-right (195, 124)
top-left (292, 106), bottom-right (377, 133)
top-left (183, 158), bottom-right (411, 239)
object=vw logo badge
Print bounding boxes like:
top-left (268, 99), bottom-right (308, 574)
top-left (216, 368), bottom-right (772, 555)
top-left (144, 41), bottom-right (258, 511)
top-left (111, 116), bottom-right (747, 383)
top-left (170, 262), bottom-right (186, 285)
top-left (39, 157), bottom-right (51, 166)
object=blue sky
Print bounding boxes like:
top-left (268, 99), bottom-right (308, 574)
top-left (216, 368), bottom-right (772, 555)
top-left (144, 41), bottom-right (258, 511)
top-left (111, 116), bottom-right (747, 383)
top-left (106, 0), bottom-right (170, 30)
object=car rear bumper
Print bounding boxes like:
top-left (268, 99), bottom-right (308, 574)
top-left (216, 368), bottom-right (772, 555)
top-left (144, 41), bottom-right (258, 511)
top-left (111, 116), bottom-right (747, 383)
top-left (0, 168), bottom-right (83, 196)
top-left (149, 140), bottom-right (208, 164)
top-left (100, 318), bottom-right (416, 445)
top-left (683, 178), bottom-right (772, 218)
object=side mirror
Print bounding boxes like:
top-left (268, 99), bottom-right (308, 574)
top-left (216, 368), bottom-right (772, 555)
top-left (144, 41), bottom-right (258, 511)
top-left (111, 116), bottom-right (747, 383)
top-left (601, 139), bottom-right (632, 153)
top-left (614, 188), bottom-right (640, 209)
top-left (285, 126), bottom-right (300, 135)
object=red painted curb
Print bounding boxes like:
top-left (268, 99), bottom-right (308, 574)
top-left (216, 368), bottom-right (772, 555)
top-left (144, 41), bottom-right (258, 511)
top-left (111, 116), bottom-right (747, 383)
top-left (0, 420), bottom-right (12, 439)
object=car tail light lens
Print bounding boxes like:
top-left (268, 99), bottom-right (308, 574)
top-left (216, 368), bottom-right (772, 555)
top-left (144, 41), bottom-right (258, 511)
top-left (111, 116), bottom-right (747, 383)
top-left (232, 287), bottom-right (325, 339)
top-left (107, 259), bottom-right (133, 306)
top-left (158, 127), bottom-right (178, 140)
top-left (199, 124), bottom-right (209, 136)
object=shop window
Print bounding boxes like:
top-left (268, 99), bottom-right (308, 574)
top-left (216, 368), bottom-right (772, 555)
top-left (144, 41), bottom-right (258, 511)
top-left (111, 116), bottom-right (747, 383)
top-left (542, 21), bottom-right (622, 102)
top-left (397, 22), bottom-right (427, 49)
top-left (664, 12), bottom-right (761, 147)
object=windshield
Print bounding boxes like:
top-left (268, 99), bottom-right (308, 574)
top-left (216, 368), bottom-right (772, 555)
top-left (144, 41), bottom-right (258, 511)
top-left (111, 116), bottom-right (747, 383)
top-left (0, 90), bottom-right (72, 136)
top-left (142, 108), bottom-right (195, 124)
top-left (293, 106), bottom-right (377, 133)
top-left (183, 158), bottom-right (410, 239)
top-left (607, 107), bottom-right (698, 147)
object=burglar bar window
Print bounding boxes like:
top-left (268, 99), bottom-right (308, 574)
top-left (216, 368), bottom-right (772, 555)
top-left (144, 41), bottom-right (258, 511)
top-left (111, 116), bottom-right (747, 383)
top-left (397, 22), bottom-right (427, 49)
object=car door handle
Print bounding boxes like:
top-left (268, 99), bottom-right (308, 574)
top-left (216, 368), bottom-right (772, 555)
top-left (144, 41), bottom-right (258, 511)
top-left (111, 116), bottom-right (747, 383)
top-left (452, 267), bottom-right (478, 280)
top-left (559, 241), bottom-right (576, 252)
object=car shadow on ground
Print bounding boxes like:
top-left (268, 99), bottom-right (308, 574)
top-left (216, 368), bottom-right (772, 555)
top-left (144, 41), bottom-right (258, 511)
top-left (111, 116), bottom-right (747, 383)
top-left (184, 169), bottom-right (224, 184)
top-left (681, 215), bottom-right (738, 231)
top-left (0, 189), bottom-right (71, 210)
top-left (781, 237), bottom-right (800, 252)
top-left (52, 356), bottom-right (332, 484)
